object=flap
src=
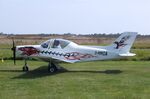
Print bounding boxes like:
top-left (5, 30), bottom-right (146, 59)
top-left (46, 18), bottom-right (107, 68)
top-left (51, 56), bottom-right (78, 63)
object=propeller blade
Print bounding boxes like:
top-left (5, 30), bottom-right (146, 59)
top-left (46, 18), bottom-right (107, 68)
top-left (11, 39), bottom-right (16, 65)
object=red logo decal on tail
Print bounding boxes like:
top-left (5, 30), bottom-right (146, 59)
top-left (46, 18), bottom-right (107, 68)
top-left (114, 35), bottom-right (130, 49)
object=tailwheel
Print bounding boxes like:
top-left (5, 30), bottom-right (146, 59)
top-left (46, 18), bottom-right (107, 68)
top-left (48, 63), bottom-right (58, 73)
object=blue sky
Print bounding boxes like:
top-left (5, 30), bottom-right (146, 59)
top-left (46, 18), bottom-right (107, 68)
top-left (0, 0), bottom-right (150, 35)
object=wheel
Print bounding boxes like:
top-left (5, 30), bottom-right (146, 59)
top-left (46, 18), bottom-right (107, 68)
top-left (49, 67), bottom-right (55, 73)
top-left (48, 63), bottom-right (57, 73)
top-left (48, 66), bottom-right (57, 73)
top-left (23, 66), bottom-right (29, 72)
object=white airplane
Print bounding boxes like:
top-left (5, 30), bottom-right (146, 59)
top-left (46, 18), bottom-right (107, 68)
top-left (11, 32), bottom-right (137, 72)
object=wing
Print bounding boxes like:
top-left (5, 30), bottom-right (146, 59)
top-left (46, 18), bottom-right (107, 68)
top-left (51, 56), bottom-right (79, 63)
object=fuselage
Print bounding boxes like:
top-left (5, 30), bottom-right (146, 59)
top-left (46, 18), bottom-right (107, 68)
top-left (15, 31), bottom-right (138, 63)
top-left (16, 41), bottom-right (121, 63)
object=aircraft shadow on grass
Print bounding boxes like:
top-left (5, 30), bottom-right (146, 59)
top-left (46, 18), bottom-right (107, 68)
top-left (0, 66), bottom-right (122, 79)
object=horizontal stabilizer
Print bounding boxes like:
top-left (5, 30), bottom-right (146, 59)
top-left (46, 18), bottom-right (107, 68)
top-left (119, 53), bottom-right (136, 57)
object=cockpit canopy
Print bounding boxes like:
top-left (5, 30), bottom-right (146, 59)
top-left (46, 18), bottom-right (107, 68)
top-left (41, 39), bottom-right (71, 49)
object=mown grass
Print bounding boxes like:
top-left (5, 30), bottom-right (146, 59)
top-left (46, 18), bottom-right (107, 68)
top-left (0, 60), bottom-right (150, 99)
top-left (0, 41), bottom-right (150, 60)
top-left (0, 48), bottom-right (150, 61)
top-left (131, 49), bottom-right (150, 61)
top-left (119, 49), bottom-right (150, 61)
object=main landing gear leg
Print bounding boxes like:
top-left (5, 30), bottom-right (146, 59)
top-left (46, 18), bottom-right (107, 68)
top-left (23, 59), bottom-right (29, 72)
top-left (48, 62), bottom-right (58, 73)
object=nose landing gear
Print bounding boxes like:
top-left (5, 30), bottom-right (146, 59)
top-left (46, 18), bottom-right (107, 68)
top-left (23, 59), bottom-right (29, 72)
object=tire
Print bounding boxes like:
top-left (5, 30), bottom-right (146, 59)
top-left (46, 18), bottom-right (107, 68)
top-left (23, 66), bottom-right (29, 72)
top-left (49, 67), bottom-right (55, 73)
top-left (48, 63), bottom-right (57, 73)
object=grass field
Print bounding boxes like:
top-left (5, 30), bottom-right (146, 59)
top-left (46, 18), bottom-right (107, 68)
top-left (0, 60), bottom-right (150, 99)
top-left (0, 37), bottom-right (150, 99)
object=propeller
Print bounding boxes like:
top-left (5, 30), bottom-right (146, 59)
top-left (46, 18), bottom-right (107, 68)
top-left (11, 39), bottom-right (16, 65)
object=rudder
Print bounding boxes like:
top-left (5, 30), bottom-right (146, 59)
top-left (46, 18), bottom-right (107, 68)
top-left (106, 32), bottom-right (137, 54)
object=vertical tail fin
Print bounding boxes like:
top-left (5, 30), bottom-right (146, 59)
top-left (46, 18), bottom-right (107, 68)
top-left (106, 32), bottom-right (137, 54)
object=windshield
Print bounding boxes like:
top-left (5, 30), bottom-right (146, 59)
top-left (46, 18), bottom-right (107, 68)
top-left (41, 39), bottom-right (70, 49)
